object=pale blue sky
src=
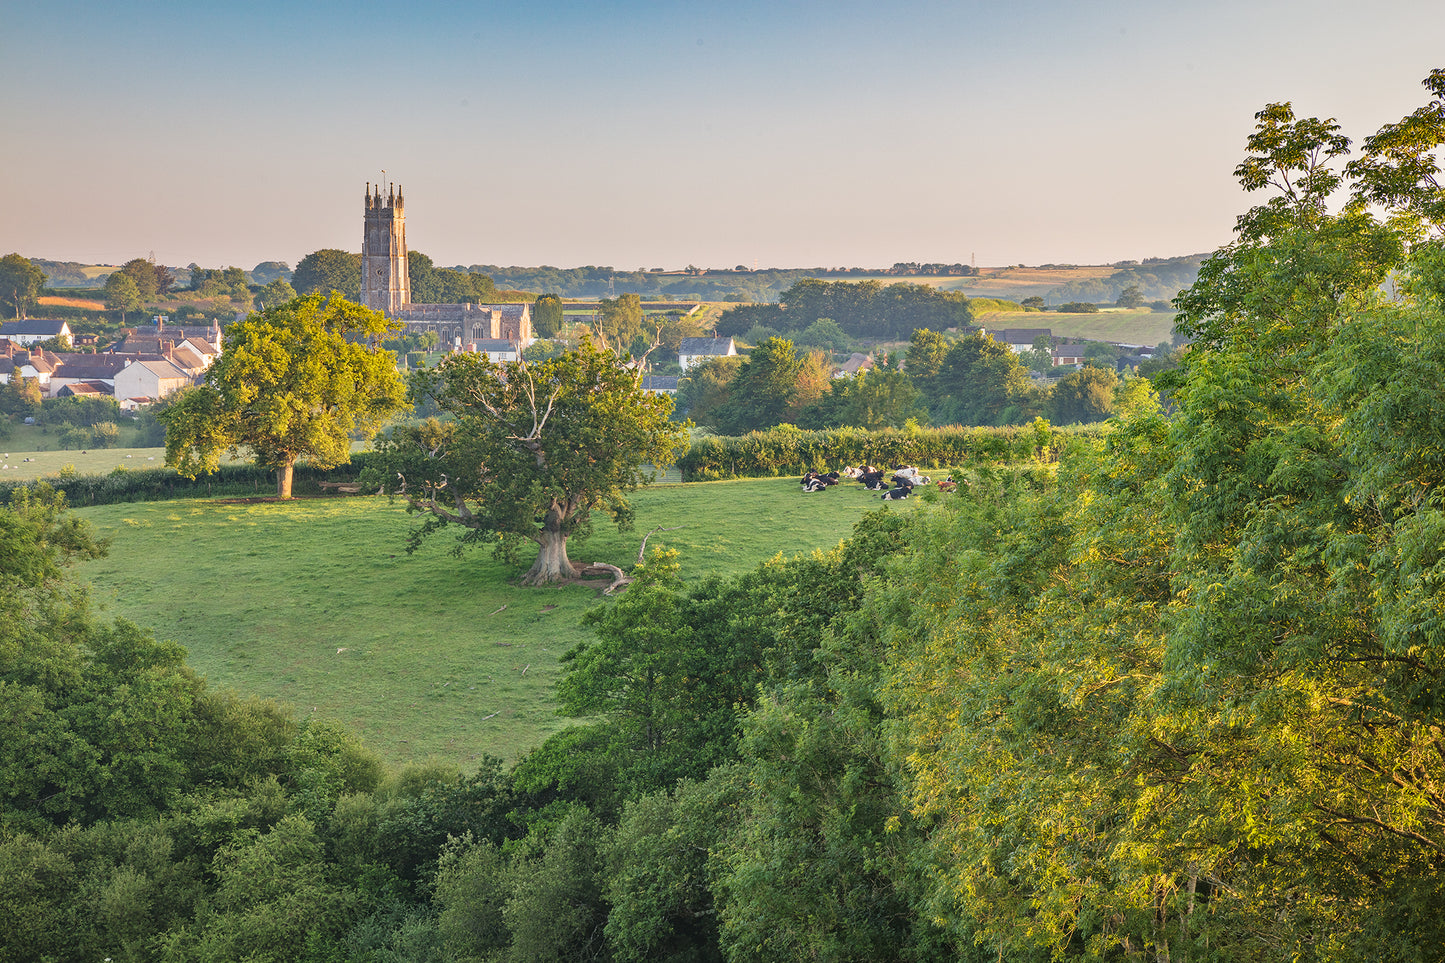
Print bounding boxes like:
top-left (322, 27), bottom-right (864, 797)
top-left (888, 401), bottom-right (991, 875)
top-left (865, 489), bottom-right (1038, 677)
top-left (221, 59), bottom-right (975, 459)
top-left (3, 0), bottom-right (1442, 272)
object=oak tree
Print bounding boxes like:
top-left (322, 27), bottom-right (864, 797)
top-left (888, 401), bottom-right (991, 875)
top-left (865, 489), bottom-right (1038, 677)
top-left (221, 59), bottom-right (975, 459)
top-left (162, 294), bottom-right (406, 498)
top-left (0, 253), bottom-right (46, 320)
top-left (372, 340), bottom-right (687, 585)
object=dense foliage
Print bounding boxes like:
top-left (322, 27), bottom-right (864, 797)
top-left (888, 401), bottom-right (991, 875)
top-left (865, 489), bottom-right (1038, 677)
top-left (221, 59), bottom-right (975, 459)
top-left (715, 278), bottom-right (975, 341)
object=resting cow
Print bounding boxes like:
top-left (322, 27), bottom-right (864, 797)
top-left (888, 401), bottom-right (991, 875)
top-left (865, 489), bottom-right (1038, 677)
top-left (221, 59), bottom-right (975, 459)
top-left (857, 468), bottom-right (888, 491)
top-left (880, 480), bottom-right (914, 500)
top-left (801, 470), bottom-right (841, 493)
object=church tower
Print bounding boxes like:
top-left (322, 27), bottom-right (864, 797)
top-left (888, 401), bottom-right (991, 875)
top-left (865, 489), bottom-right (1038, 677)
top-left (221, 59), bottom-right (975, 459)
top-left (361, 183), bottom-right (409, 315)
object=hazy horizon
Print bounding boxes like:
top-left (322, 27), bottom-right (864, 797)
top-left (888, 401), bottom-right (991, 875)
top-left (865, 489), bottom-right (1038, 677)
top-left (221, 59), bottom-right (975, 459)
top-left (5, 1), bottom-right (1443, 273)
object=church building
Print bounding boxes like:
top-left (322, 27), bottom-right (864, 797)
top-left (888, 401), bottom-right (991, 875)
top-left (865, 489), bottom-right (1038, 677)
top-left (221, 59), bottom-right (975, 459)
top-left (361, 183), bottom-right (532, 350)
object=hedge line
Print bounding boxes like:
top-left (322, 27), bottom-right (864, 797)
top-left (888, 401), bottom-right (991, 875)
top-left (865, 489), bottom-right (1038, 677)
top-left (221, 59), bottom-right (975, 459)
top-left (4, 427), bottom-right (1102, 506)
top-left (0, 452), bottom-right (385, 508)
top-left (676, 424), bottom-right (1098, 481)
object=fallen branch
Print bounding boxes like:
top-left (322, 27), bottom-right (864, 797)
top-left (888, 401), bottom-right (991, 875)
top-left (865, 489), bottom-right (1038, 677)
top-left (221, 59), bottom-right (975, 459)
top-left (637, 525), bottom-right (683, 564)
top-left (585, 562), bottom-right (631, 594)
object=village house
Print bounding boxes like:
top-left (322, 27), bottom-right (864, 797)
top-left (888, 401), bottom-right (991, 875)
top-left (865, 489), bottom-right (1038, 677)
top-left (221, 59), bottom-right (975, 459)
top-left (640, 375), bottom-right (680, 396)
top-left (834, 352), bottom-right (874, 377)
top-left (469, 339), bottom-right (522, 363)
top-left (0, 318), bottom-right (72, 346)
top-left (113, 358), bottom-right (193, 405)
top-left (677, 337), bottom-right (736, 371)
top-left (0, 340), bottom-right (59, 391)
top-left (983, 327), bottom-right (1053, 354)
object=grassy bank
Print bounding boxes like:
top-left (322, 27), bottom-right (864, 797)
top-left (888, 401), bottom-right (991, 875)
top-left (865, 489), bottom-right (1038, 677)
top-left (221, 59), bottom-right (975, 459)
top-left (75, 477), bottom-right (919, 769)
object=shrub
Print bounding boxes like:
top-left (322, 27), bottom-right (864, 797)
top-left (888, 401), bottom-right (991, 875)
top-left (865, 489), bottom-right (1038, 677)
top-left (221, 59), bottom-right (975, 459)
top-left (91, 422), bottom-right (121, 449)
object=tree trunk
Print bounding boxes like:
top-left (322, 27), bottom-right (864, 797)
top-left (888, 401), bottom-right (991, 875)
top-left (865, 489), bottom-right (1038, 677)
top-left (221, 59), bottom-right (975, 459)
top-left (276, 458), bottom-right (295, 499)
top-left (523, 528), bottom-right (579, 585)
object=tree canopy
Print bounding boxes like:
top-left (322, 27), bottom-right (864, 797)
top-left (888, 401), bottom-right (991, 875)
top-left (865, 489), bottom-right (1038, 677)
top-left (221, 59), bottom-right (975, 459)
top-left (532, 293), bottom-right (565, 338)
top-left (0, 253), bottom-right (47, 320)
top-left (102, 270), bottom-right (141, 323)
top-left (292, 249), bottom-right (362, 301)
top-left (371, 340), bottom-right (688, 584)
top-left (162, 294), bottom-right (407, 497)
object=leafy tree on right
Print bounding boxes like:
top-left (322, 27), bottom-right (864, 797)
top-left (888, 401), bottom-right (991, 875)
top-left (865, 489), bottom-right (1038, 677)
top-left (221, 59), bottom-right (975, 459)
top-left (883, 67), bottom-right (1445, 959)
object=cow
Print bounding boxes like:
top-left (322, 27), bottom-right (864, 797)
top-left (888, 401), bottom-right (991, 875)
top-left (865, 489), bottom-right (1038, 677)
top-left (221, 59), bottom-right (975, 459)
top-left (891, 465), bottom-right (931, 487)
top-left (856, 468), bottom-right (888, 491)
top-left (881, 480), bottom-right (914, 500)
top-left (801, 470), bottom-right (841, 493)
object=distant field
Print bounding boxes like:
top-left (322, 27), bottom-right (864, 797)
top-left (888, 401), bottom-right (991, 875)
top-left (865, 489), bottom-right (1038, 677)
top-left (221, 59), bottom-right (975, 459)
top-left (38, 295), bottom-right (106, 310)
top-left (74, 478), bottom-right (920, 769)
top-left (974, 307), bottom-right (1176, 346)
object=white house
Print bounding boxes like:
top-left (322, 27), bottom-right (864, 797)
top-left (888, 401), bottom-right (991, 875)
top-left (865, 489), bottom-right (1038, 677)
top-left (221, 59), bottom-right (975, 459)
top-left (469, 339), bottom-right (522, 363)
top-left (0, 318), bottom-right (72, 346)
top-left (677, 337), bottom-right (736, 371)
top-left (982, 328), bottom-right (1053, 354)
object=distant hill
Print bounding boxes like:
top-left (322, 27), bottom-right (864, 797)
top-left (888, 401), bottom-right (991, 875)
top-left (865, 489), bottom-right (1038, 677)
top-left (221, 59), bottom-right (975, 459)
top-left (952, 256), bottom-right (1204, 304)
top-left (28, 255), bottom-right (1204, 305)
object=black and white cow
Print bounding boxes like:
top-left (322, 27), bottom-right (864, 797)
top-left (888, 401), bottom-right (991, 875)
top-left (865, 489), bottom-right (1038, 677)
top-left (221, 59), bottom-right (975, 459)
top-left (880, 480), bottom-right (914, 500)
top-left (856, 467), bottom-right (888, 491)
top-left (801, 470), bottom-right (841, 493)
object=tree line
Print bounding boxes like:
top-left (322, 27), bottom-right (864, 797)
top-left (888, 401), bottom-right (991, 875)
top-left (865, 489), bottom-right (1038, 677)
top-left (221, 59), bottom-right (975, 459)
top-left (677, 330), bottom-right (1172, 434)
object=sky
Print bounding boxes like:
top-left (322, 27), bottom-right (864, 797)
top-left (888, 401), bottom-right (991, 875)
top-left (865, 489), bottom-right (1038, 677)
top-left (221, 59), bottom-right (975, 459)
top-left (4, 0), bottom-right (1443, 273)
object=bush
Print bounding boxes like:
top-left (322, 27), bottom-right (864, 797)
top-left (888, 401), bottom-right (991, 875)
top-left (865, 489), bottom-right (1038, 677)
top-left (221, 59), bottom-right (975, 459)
top-left (1055, 301), bottom-right (1100, 313)
top-left (90, 422), bottom-right (121, 449)
top-left (58, 425), bottom-right (91, 450)
top-left (36, 395), bottom-right (122, 428)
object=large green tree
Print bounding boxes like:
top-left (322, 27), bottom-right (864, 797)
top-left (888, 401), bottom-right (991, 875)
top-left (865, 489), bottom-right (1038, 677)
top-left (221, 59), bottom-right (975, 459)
top-left (292, 249), bottom-right (362, 301)
top-left (102, 270), bottom-right (141, 324)
top-left (162, 294), bottom-right (407, 498)
top-left (931, 331), bottom-right (1031, 425)
top-left (883, 67), bottom-right (1445, 960)
top-left (0, 253), bottom-right (47, 320)
top-left (371, 340), bottom-right (688, 585)
top-left (597, 292), bottom-right (646, 349)
top-left (714, 337), bottom-right (828, 433)
top-left (533, 293), bottom-right (565, 338)
top-left (117, 257), bottom-right (173, 300)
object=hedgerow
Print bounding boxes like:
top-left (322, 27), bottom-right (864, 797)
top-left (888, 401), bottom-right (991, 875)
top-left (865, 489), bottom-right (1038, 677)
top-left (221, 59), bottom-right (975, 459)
top-left (0, 451), bottom-right (385, 507)
top-left (676, 423), bottom-right (1096, 480)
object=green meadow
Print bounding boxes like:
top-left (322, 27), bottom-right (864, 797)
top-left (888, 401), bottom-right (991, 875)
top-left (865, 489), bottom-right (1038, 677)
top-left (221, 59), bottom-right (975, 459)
top-left (75, 478), bottom-right (919, 769)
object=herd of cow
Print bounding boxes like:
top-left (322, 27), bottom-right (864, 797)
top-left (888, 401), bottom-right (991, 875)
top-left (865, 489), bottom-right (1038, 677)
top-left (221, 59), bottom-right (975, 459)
top-left (800, 464), bottom-right (958, 500)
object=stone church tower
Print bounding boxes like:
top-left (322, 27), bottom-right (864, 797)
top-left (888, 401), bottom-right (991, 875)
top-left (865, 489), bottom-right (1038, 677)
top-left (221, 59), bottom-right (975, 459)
top-left (361, 183), bottom-right (409, 315)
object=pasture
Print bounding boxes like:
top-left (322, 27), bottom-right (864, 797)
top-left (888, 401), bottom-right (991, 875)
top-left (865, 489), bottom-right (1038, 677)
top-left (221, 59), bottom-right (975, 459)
top-left (74, 476), bottom-right (921, 770)
top-left (1, 441), bottom-right (167, 474)
top-left (973, 306), bottom-right (1177, 346)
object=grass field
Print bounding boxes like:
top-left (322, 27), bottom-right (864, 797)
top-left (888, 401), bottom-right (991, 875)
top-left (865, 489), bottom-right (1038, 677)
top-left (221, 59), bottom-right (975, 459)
top-left (73, 478), bottom-right (920, 769)
top-left (973, 307), bottom-right (1177, 346)
top-left (2, 442), bottom-right (168, 475)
